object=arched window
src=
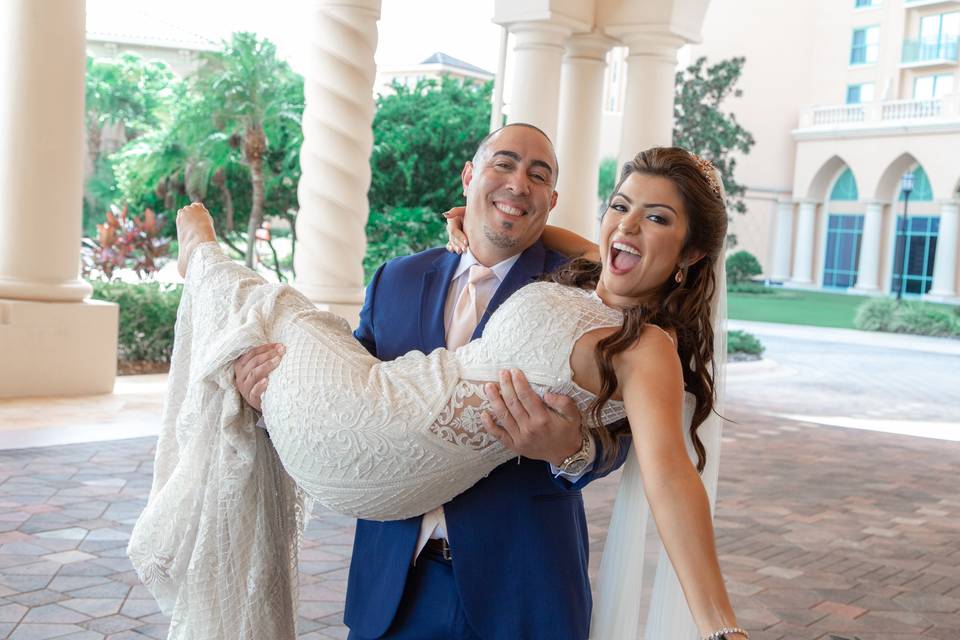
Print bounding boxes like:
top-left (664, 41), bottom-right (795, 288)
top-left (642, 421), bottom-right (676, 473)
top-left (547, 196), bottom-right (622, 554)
top-left (898, 166), bottom-right (933, 201)
top-left (823, 168), bottom-right (864, 289)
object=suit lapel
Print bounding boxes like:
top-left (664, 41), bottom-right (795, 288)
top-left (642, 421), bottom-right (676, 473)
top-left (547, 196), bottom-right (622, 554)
top-left (419, 251), bottom-right (460, 352)
top-left (473, 241), bottom-right (546, 339)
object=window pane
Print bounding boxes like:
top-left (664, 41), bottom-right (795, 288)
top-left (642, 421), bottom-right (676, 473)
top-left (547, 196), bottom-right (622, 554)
top-left (914, 76), bottom-right (935, 99)
top-left (934, 74), bottom-right (954, 98)
top-left (920, 15), bottom-right (941, 41)
top-left (846, 84), bottom-right (862, 104)
top-left (943, 12), bottom-right (959, 38)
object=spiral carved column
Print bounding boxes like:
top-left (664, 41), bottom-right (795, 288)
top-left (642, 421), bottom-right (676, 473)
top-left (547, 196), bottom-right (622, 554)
top-left (294, 0), bottom-right (381, 325)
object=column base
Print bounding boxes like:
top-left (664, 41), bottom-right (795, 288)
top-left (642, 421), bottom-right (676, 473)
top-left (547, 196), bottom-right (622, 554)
top-left (0, 298), bottom-right (118, 399)
top-left (925, 290), bottom-right (959, 303)
top-left (786, 279), bottom-right (816, 289)
top-left (853, 284), bottom-right (881, 295)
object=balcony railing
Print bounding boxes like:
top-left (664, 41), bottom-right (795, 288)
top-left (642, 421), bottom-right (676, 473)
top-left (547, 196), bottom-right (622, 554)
top-left (901, 37), bottom-right (960, 64)
top-left (797, 95), bottom-right (960, 132)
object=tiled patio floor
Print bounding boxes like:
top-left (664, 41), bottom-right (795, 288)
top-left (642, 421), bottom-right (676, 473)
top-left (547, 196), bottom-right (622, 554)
top-left (0, 408), bottom-right (957, 639)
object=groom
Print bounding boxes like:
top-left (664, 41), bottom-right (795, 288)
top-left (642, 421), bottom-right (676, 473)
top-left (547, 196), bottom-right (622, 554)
top-left (236, 123), bottom-right (629, 639)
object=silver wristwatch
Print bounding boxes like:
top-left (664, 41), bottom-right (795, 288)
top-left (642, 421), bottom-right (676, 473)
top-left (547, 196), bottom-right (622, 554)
top-left (558, 432), bottom-right (593, 475)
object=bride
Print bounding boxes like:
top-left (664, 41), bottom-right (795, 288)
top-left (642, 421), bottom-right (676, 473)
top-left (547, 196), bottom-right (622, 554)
top-left (128, 147), bottom-right (746, 640)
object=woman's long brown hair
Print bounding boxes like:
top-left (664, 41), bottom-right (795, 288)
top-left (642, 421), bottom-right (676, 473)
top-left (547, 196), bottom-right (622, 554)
top-left (549, 147), bottom-right (728, 473)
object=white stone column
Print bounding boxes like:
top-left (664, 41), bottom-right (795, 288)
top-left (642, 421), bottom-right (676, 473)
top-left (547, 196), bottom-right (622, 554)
top-left (854, 200), bottom-right (886, 293)
top-left (504, 21), bottom-right (571, 141)
top-left (553, 33), bottom-right (613, 240)
top-left (929, 200), bottom-right (959, 298)
top-left (770, 199), bottom-right (795, 282)
top-left (790, 200), bottom-right (819, 286)
top-left (294, 0), bottom-right (381, 326)
top-left (0, 0), bottom-right (118, 398)
top-left (610, 31), bottom-right (686, 169)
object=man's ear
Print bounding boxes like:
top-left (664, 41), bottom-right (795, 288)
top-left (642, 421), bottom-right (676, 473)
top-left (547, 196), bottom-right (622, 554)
top-left (548, 190), bottom-right (558, 213)
top-left (461, 161), bottom-right (474, 196)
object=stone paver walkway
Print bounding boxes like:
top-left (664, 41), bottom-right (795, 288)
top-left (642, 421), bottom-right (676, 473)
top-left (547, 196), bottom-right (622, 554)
top-left (0, 408), bottom-right (958, 639)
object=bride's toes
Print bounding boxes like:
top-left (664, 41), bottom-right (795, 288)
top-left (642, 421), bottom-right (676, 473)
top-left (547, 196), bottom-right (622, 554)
top-left (176, 203), bottom-right (217, 277)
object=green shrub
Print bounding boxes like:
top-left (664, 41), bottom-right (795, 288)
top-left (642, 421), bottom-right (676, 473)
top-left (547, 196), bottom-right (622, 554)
top-left (91, 280), bottom-right (182, 362)
top-left (728, 281), bottom-right (775, 294)
top-left (727, 330), bottom-right (764, 356)
top-left (726, 250), bottom-right (762, 284)
top-left (854, 298), bottom-right (960, 337)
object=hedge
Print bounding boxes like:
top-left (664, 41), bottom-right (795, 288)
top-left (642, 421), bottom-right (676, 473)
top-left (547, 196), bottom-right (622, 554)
top-left (90, 280), bottom-right (182, 363)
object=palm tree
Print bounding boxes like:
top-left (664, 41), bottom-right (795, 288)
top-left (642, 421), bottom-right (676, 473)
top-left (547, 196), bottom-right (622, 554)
top-left (193, 33), bottom-right (303, 268)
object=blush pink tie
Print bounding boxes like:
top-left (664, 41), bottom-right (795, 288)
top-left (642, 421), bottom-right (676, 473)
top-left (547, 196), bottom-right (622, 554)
top-left (446, 264), bottom-right (496, 351)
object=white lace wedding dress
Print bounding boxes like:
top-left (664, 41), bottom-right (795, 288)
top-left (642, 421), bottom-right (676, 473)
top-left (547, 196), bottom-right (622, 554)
top-left (128, 242), bottom-right (630, 639)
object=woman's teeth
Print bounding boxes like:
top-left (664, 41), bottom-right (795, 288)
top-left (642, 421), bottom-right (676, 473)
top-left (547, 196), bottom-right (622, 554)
top-left (495, 202), bottom-right (524, 216)
top-left (612, 242), bottom-right (640, 256)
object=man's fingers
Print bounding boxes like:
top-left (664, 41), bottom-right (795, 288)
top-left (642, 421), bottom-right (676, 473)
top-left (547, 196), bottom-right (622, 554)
top-left (481, 411), bottom-right (516, 450)
top-left (509, 370), bottom-right (548, 422)
top-left (249, 378), bottom-right (268, 411)
top-left (497, 369), bottom-right (530, 425)
top-left (544, 393), bottom-right (580, 422)
top-left (236, 343), bottom-right (278, 368)
top-left (484, 383), bottom-right (520, 436)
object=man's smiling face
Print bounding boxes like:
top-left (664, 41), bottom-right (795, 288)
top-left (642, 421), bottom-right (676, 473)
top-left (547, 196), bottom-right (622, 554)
top-left (460, 125), bottom-right (558, 263)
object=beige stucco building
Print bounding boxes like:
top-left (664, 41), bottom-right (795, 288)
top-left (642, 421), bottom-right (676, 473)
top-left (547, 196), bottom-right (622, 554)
top-left (682, 0), bottom-right (960, 301)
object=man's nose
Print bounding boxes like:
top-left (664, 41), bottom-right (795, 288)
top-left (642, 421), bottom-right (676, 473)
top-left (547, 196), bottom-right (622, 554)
top-left (504, 170), bottom-right (531, 195)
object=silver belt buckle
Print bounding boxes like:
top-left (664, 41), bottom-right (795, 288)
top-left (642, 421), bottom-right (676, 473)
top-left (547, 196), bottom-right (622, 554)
top-left (441, 538), bottom-right (452, 561)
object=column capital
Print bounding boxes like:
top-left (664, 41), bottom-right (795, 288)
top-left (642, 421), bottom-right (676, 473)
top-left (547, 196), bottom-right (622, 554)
top-left (604, 25), bottom-right (690, 61)
top-left (861, 199), bottom-right (891, 207)
top-left (507, 20), bottom-right (573, 49)
top-left (937, 199), bottom-right (960, 210)
top-left (797, 199), bottom-right (821, 208)
top-left (564, 31), bottom-right (617, 61)
top-left (775, 196), bottom-right (797, 206)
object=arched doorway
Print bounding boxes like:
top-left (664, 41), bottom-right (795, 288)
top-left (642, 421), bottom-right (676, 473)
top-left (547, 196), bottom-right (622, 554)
top-left (822, 167), bottom-right (864, 289)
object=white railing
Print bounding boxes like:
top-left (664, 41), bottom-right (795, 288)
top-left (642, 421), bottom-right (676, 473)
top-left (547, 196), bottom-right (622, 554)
top-left (798, 94), bottom-right (960, 130)
top-left (881, 97), bottom-right (942, 120)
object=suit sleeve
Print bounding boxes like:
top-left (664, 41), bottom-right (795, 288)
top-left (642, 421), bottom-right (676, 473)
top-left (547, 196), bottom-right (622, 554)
top-left (559, 420), bottom-right (633, 491)
top-left (353, 263), bottom-right (385, 358)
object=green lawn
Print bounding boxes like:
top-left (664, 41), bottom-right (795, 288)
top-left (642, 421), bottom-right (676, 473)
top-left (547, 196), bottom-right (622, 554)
top-left (728, 288), bottom-right (872, 329)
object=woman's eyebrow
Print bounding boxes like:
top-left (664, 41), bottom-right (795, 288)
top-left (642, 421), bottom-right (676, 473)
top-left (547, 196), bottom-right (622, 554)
top-left (643, 203), bottom-right (678, 215)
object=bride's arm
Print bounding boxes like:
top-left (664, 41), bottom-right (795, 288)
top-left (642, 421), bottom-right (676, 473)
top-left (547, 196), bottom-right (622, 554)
top-left (616, 327), bottom-right (744, 639)
top-left (444, 207), bottom-right (600, 262)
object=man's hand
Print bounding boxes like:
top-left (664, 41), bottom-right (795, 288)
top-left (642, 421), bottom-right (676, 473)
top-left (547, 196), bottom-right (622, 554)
top-left (481, 369), bottom-right (583, 467)
top-left (234, 343), bottom-right (285, 412)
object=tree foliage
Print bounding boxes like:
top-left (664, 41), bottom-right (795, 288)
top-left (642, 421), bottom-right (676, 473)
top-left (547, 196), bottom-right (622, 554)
top-left (726, 249), bottom-right (762, 284)
top-left (673, 56), bottom-right (755, 244)
top-left (363, 77), bottom-right (492, 279)
top-left (106, 34), bottom-right (304, 272)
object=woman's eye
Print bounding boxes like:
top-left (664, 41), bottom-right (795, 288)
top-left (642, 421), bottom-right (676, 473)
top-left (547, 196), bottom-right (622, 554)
top-left (647, 214), bottom-right (667, 224)
top-left (611, 202), bottom-right (628, 213)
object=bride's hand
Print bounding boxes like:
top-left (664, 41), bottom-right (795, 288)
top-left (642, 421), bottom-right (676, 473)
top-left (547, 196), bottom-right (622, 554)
top-left (444, 206), bottom-right (467, 254)
top-left (176, 202), bottom-right (217, 277)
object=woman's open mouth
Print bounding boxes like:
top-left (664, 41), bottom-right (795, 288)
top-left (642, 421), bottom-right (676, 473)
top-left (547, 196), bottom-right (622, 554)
top-left (609, 241), bottom-right (642, 274)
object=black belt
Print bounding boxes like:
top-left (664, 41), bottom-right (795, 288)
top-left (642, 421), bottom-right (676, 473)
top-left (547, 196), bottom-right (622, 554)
top-left (424, 538), bottom-right (452, 561)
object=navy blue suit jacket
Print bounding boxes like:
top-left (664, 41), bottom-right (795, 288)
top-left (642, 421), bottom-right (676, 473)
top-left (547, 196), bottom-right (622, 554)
top-left (343, 242), bottom-right (631, 640)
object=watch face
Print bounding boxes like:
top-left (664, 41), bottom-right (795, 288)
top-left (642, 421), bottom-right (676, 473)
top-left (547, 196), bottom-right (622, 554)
top-left (562, 457), bottom-right (589, 475)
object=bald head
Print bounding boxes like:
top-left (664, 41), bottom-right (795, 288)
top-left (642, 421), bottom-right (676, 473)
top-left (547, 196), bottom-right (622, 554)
top-left (472, 123), bottom-right (559, 186)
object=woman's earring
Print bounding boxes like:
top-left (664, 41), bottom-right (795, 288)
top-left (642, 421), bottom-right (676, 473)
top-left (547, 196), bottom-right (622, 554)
top-left (674, 267), bottom-right (684, 284)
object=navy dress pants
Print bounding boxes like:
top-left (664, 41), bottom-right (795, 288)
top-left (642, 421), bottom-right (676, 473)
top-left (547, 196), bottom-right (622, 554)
top-left (347, 549), bottom-right (482, 640)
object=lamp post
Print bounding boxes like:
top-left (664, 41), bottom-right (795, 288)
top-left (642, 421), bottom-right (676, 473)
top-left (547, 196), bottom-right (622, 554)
top-left (897, 170), bottom-right (915, 301)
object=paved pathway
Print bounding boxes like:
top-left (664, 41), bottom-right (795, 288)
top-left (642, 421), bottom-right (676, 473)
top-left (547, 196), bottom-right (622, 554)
top-left (0, 323), bottom-right (958, 639)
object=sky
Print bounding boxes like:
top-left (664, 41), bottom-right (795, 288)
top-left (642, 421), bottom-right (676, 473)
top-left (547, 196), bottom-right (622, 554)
top-left (86, 0), bottom-right (504, 74)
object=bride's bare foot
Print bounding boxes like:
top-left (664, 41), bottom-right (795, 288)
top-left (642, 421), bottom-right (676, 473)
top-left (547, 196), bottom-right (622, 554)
top-left (176, 203), bottom-right (217, 277)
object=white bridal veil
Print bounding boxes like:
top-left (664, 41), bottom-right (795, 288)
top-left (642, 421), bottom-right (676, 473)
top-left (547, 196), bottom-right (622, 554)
top-left (590, 169), bottom-right (729, 639)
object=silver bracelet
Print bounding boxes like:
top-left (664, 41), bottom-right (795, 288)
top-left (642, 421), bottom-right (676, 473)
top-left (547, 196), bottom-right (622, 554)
top-left (702, 627), bottom-right (749, 640)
